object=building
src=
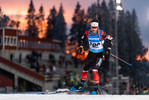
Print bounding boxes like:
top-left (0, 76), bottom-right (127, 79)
top-left (0, 27), bottom-right (63, 93)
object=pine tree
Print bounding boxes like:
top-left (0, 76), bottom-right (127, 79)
top-left (54, 3), bottom-right (67, 47)
top-left (108, 0), bottom-right (115, 37)
top-left (26, 0), bottom-right (38, 37)
top-left (46, 6), bottom-right (57, 38)
top-left (118, 10), bottom-right (130, 76)
top-left (129, 9), bottom-right (148, 64)
top-left (75, 1), bottom-right (81, 14)
top-left (0, 7), bottom-right (20, 28)
top-left (0, 7), bottom-right (3, 26)
top-left (129, 9), bottom-right (148, 82)
top-left (101, 0), bottom-right (110, 33)
top-left (9, 20), bottom-right (16, 27)
top-left (0, 7), bottom-right (10, 27)
top-left (36, 5), bottom-right (45, 38)
top-left (131, 9), bottom-right (147, 57)
top-left (70, 2), bottom-right (81, 39)
top-left (1, 15), bottom-right (10, 27)
top-left (87, 3), bottom-right (98, 19)
top-left (70, 2), bottom-right (87, 44)
top-left (117, 9), bottom-right (149, 81)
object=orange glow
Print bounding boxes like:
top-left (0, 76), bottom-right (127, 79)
top-left (71, 50), bottom-right (89, 60)
top-left (145, 50), bottom-right (149, 61)
top-left (72, 52), bottom-right (77, 57)
top-left (38, 34), bottom-right (43, 38)
top-left (75, 50), bottom-right (88, 60)
top-left (66, 50), bottom-right (70, 54)
top-left (136, 55), bottom-right (141, 61)
top-left (37, 19), bottom-right (47, 38)
top-left (136, 50), bottom-right (149, 61)
top-left (23, 39), bottom-right (26, 42)
top-left (65, 45), bottom-right (89, 60)
top-left (38, 27), bottom-right (46, 38)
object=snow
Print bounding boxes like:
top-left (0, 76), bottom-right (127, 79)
top-left (0, 94), bottom-right (148, 100)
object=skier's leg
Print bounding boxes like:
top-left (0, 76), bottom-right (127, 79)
top-left (81, 70), bottom-right (88, 84)
top-left (91, 53), bottom-right (103, 94)
top-left (80, 52), bottom-right (93, 83)
top-left (73, 69), bottom-right (88, 89)
top-left (74, 52), bottom-right (93, 89)
top-left (92, 52), bottom-right (103, 85)
top-left (92, 69), bottom-right (100, 85)
top-left (91, 69), bottom-right (100, 94)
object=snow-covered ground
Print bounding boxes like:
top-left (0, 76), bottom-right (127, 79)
top-left (0, 94), bottom-right (148, 100)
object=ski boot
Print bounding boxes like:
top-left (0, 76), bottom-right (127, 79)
top-left (91, 84), bottom-right (99, 95)
top-left (71, 80), bottom-right (85, 91)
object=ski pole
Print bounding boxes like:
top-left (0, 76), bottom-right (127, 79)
top-left (110, 53), bottom-right (132, 67)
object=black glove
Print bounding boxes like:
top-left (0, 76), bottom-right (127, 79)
top-left (104, 48), bottom-right (111, 55)
top-left (78, 46), bottom-right (83, 53)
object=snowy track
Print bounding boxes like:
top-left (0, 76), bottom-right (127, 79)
top-left (0, 94), bottom-right (148, 100)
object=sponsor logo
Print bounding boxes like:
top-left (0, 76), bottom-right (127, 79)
top-left (89, 42), bottom-right (101, 48)
top-left (88, 38), bottom-right (100, 40)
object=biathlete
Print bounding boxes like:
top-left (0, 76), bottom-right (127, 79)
top-left (74, 19), bottom-right (113, 94)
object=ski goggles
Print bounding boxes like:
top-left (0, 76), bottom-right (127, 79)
top-left (91, 27), bottom-right (98, 29)
top-left (91, 22), bottom-right (98, 27)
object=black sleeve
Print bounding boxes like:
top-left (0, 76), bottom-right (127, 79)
top-left (103, 35), bottom-right (113, 50)
top-left (79, 33), bottom-right (88, 47)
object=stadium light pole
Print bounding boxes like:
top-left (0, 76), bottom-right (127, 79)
top-left (115, 0), bottom-right (123, 94)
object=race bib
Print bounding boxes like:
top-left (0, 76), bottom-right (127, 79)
top-left (89, 41), bottom-right (104, 49)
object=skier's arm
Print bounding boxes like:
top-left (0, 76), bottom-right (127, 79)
top-left (102, 31), bottom-right (113, 55)
top-left (78, 31), bottom-right (88, 53)
top-left (79, 31), bottom-right (88, 46)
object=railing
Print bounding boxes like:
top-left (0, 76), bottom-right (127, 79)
top-left (0, 56), bottom-right (44, 81)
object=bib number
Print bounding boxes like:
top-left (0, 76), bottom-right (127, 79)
top-left (89, 42), bottom-right (101, 48)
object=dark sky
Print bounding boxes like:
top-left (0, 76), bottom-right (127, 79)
top-left (122, 0), bottom-right (149, 48)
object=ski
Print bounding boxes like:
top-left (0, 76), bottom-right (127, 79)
top-left (43, 86), bottom-right (107, 95)
top-left (68, 86), bottom-right (107, 95)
